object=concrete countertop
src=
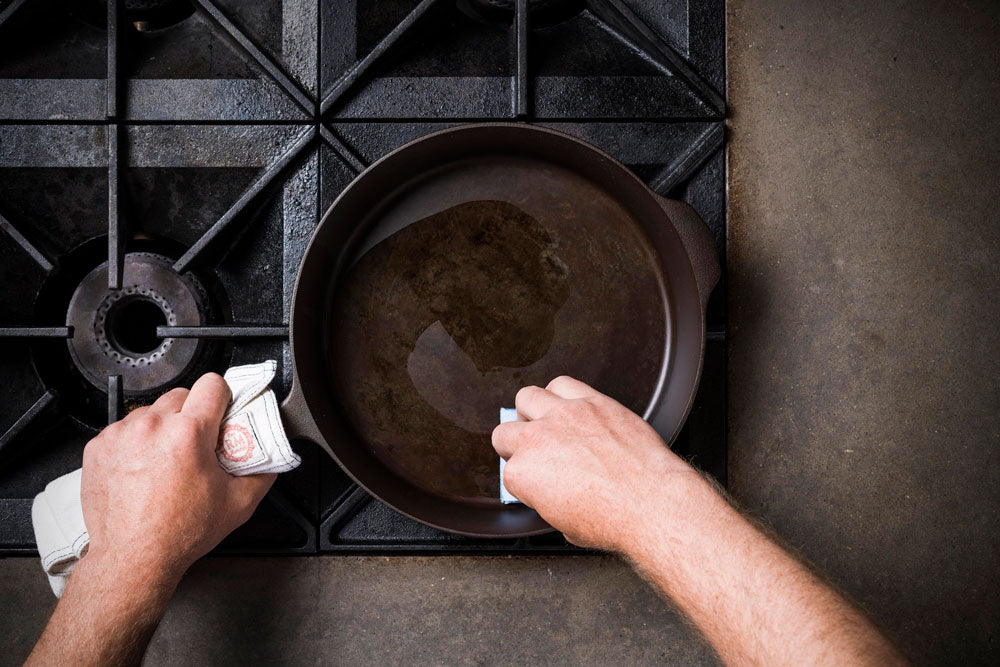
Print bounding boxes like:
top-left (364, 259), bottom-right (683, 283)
top-left (727, 1), bottom-right (998, 664)
top-left (2, 1), bottom-right (997, 665)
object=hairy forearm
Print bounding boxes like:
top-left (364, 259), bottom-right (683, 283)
top-left (27, 550), bottom-right (181, 667)
top-left (623, 473), bottom-right (905, 666)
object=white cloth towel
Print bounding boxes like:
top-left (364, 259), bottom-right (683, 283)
top-left (31, 361), bottom-right (300, 597)
top-left (499, 408), bottom-right (520, 504)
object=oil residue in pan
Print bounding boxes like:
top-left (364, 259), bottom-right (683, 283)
top-left (328, 157), bottom-right (667, 505)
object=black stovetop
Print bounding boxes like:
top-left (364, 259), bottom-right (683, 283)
top-left (0, 0), bottom-right (725, 555)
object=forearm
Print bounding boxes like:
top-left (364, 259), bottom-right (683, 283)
top-left (623, 474), bottom-right (905, 666)
top-left (27, 550), bottom-right (182, 667)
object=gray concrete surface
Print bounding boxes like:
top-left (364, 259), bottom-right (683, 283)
top-left (727, 0), bottom-right (1000, 664)
top-left (3, 1), bottom-right (999, 665)
top-left (0, 556), bottom-right (717, 666)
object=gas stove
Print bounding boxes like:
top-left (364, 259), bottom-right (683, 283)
top-left (0, 0), bottom-right (725, 554)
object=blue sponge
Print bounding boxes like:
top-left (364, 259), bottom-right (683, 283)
top-left (499, 408), bottom-right (520, 504)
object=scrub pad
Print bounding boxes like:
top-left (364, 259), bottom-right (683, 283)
top-left (499, 408), bottom-right (520, 504)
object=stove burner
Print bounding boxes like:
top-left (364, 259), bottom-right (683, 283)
top-left (457, 0), bottom-right (583, 27)
top-left (66, 252), bottom-right (210, 396)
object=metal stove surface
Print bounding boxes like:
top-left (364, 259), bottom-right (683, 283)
top-left (0, 0), bottom-right (725, 554)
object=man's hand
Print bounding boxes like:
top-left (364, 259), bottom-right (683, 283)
top-left (28, 372), bottom-right (275, 667)
top-left (492, 375), bottom-right (698, 552)
top-left (82, 372), bottom-right (274, 578)
top-left (493, 376), bottom-right (906, 666)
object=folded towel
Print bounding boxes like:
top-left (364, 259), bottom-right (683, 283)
top-left (31, 469), bottom-right (88, 598)
top-left (215, 361), bottom-right (300, 475)
top-left (499, 408), bottom-right (520, 504)
top-left (31, 361), bottom-right (300, 597)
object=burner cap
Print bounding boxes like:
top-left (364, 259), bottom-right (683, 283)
top-left (66, 252), bottom-right (209, 396)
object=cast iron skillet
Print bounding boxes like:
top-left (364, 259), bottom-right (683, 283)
top-left (278, 123), bottom-right (719, 537)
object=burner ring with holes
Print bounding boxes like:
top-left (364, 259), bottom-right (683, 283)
top-left (66, 252), bottom-right (209, 396)
top-left (93, 285), bottom-right (177, 367)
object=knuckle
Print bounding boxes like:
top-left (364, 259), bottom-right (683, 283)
top-left (161, 386), bottom-right (189, 403)
top-left (578, 396), bottom-right (603, 416)
top-left (130, 411), bottom-right (161, 435)
top-left (545, 375), bottom-right (571, 391)
top-left (125, 405), bottom-right (149, 418)
top-left (550, 400), bottom-right (577, 420)
top-left (82, 438), bottom-right (101, 465)
top-left (100, 420), bottom-right (122, 440)
top-left (589, 390), bottom-right (616, 408)
top-left (515, 384), bottom-right (539, 403)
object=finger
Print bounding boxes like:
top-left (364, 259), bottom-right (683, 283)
top-left (119, 405), bottom-right (151, 424)
top-left (492, 420), bottom-right (530, 459)
top-left (181, 372), bottom-right (232, 427)
top-left (545, 375), bottom-right (601, 400)
top-left (514, 385), bottom-right (563, 421)
top-left (149, 387), bottom-right (189, 414)
top-left (499, 458), bottom-right (535, 509)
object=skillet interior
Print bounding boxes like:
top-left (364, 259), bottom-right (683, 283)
top-left (328, 154), bottom-right (667, 506)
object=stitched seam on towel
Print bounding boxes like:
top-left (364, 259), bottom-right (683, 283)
top-left (224, 363), bottom-right (276, 415)
top-left (42, 544), bottom-right (76, 565)
top-left (71, 530), bottom-right (90, 554)
top-left (227, 383), bottom-right (270, 417)
top-left (41, 538), bottom-right (76, 562)
top-left (226, 401), bottom-right (293, 473)
top-left (247, 412), bottom-right (281, 470)
top-left (41, 547), bottom-right (73, 567)
top-left (268, 390), bottom-right (296, 465)
top-left (225, 386), bottom-right (262, 415)
top-left (262, 392), bottom-right (296, 468)
top-left (34, 496), bottom-right (64, 561)
top-left (226, 374), bottom-right (267, 415)
top-left (263, 397), bottom-right (291, 467)
top-left (224, 361), bottom-right (273, 381)
top-left (42, 544), bottom-right (77, 569)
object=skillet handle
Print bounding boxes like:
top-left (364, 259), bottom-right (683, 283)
top-left (653, 195), bottom-right (720, 310)
top-left (279, 380), bottom-right (325, 447)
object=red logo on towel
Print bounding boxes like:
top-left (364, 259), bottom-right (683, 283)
top-left (217, 422), bottom-right (255, 463)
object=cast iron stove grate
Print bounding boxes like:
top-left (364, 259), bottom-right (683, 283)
top-left (0, 0), bottom-right (725, 555)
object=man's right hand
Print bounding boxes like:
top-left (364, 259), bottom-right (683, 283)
top-left (491, 375), bottom-right (704, 553)
top-left (493, 375), bottom-right (906, 666)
